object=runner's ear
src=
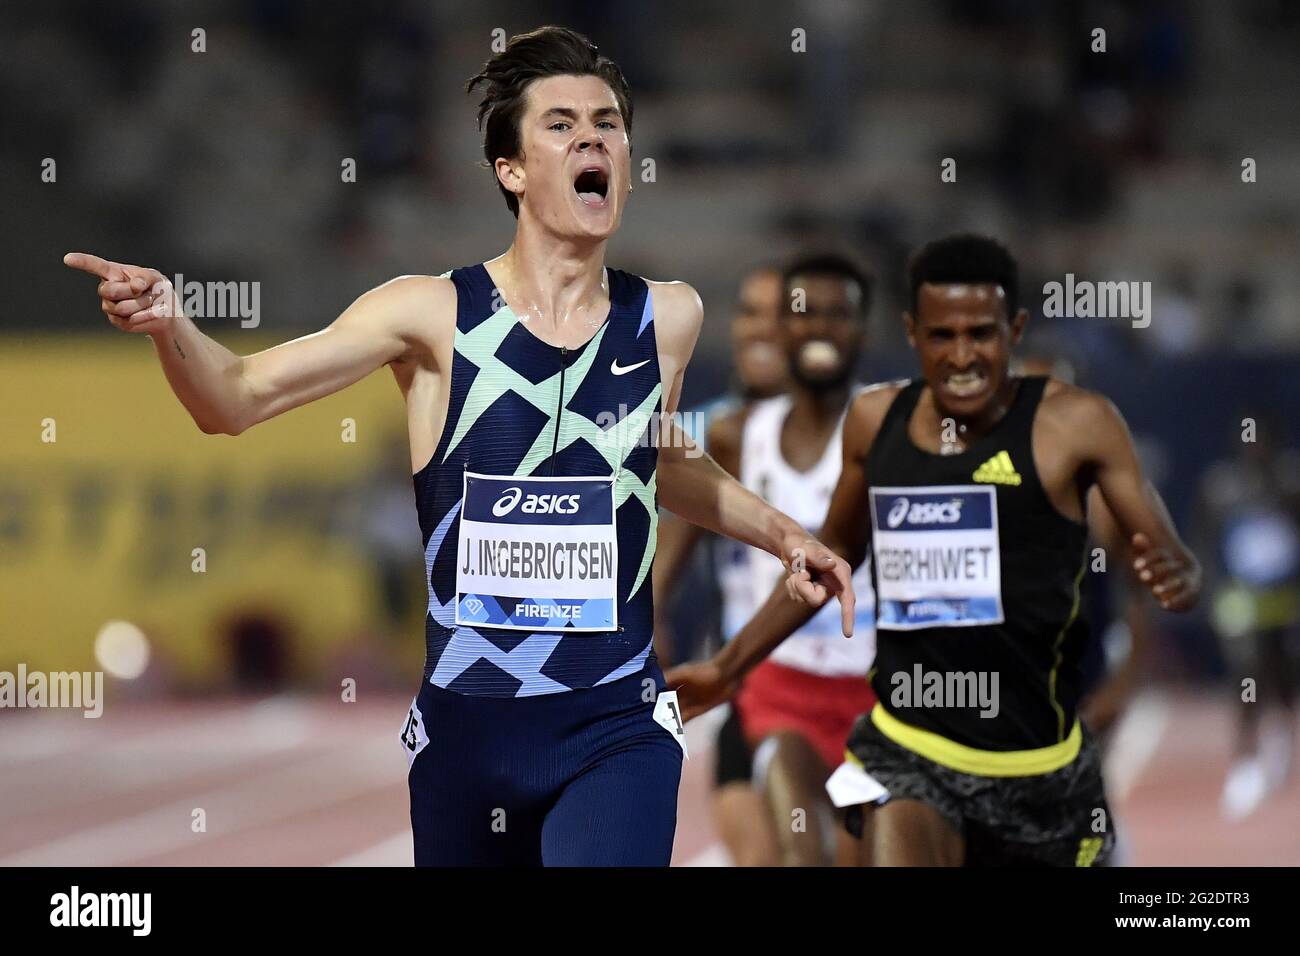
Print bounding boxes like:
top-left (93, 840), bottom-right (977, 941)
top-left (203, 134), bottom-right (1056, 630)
top-left (1009, 307), bottom-right (1029, 345)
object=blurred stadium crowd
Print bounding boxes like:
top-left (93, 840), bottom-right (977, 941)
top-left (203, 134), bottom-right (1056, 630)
top-left (6, 0), bottom-right (1300, 351)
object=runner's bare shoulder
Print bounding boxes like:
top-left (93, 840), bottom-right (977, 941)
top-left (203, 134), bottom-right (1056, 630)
top-left (1036, 377), bottom-right (1129, 448)
top-left (643, 278), bottom-right (704, 345)
top-left (847, 379), bottom-right (909, 453)
top-left (362, 274), bottom-right (458, 363)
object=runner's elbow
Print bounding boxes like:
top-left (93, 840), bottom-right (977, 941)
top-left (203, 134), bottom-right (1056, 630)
top-left (196, 409), bottom-right (247, 436)
top-left (197, 418), bottom-right (234, 436)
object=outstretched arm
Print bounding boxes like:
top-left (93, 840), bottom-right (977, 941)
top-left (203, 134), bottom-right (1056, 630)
top-left (1072, 391), bottom-right (1201, 611)
top-left (667, 386), bottom-right (894, 719)
top-left (649, 280), bottom-right (855, 636)
top-left (64, 252), bottom-right (451, 435)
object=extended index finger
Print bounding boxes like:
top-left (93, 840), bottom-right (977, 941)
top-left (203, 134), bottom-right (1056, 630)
top-left (832, 559), bottom-right (856, 637)
top-left (64, 252), bottom-right (123, 281)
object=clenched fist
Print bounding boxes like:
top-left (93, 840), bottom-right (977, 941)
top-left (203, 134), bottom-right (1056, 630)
top-left (663, 659), bottom-right (737, 722)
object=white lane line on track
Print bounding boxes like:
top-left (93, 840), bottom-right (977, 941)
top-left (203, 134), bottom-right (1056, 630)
top-left (331, 832), bottom-right (413, 867)
top-left (0, 700), bottom-right (327, 823)
top-left (0, 743), bottom-right (403, 866)
top-left (0, 697), bottom-right (315, 764)
top-left (1103, 689), bottom-right (1172, 803)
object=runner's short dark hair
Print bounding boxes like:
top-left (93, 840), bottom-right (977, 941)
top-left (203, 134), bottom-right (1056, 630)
top-left (907, 234), bottom-right (1019, 318)
top-left (465, 26), bottom-right (633, 217)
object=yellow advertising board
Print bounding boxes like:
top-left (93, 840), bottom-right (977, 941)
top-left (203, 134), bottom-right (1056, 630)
top-left (0, 337), bottom-right (425, 684)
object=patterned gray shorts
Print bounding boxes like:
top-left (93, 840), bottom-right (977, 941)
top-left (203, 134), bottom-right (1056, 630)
top-left (843, 714), bottom-right (1116, 867)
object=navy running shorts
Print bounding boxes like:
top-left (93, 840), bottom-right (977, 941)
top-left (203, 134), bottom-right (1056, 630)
top-left (401, 661), bottom-right (684, 866)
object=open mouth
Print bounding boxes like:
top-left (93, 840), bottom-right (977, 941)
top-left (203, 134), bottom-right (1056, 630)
top-left (943, 369), bottom-right (988, 399)
top-left (573, 167), bottom-right (609, 206)
top-left (799, 339), bottom-right (841, 372)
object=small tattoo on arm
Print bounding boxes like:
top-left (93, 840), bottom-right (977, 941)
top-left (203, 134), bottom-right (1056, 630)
top-left (174, 339), bottom-right (186, 359)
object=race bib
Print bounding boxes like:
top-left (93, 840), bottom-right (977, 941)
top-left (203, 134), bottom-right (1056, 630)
top-left (456, 472), bottom-right (618, 632)
top-left (870, 485), bottom-right (1004, 630)
top-left (824, 760), bottom-right (889, 809)
top-left (399, 698), bottom-right (429, 770)
top-left (652, 690), bottom-right (689, 759)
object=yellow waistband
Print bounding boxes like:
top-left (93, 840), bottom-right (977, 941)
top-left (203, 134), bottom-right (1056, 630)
top-left (870, 704), bottom-right (1081, 777)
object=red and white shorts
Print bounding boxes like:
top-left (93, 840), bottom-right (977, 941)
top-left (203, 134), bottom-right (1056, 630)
top-left (734, 659), bottom-right (877, 772)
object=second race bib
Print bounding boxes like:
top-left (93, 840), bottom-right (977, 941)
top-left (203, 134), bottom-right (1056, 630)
top-left (870, 485), bottom-right (1004, 630)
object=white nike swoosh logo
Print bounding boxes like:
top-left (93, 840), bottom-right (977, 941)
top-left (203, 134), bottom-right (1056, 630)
top-left (610, 358), bottom-right (650, 376)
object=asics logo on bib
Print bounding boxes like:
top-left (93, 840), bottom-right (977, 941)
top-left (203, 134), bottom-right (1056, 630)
top-left (886, 497), bottom-right (964, 528)
top-left (492, 487), bottom-right (581, 517)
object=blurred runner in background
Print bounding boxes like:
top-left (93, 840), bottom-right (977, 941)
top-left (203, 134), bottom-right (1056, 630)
top-left (1195, 416), bottom-right (1300, 821)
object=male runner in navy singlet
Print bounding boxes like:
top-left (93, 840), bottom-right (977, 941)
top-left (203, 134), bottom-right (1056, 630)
top-left (63, 26), bottom-right (854, 866)
top-left (670, 234), bottom-right (1201, 866)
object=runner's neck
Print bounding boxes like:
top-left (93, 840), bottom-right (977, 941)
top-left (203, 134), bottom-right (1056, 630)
top-left (494, 219), bottom-right (610, 327)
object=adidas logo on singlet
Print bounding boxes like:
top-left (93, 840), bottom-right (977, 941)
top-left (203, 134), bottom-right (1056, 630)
top-left (972, 451), bottom-right (1022, 486)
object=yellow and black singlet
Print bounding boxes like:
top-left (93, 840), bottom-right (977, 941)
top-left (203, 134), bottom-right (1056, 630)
top-left (864, 376), bottom-right (1091, 775)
